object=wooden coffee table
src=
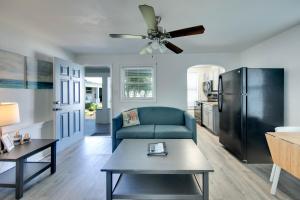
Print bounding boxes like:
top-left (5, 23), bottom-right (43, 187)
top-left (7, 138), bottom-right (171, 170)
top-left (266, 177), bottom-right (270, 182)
top-left (101, 139), bottom-right (214, 200)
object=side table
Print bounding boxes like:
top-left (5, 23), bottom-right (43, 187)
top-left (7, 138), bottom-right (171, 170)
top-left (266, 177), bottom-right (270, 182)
top-left (0, 139), bottom-right (58, 199)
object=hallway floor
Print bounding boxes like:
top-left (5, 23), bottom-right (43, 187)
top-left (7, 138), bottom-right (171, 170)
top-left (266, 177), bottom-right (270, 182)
top-left (84, 119), bottom-right (110, 136)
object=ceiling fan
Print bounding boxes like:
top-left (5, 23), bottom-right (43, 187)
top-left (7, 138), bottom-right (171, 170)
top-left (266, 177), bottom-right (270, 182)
top-left (109, 4), bottom-right (205, 54)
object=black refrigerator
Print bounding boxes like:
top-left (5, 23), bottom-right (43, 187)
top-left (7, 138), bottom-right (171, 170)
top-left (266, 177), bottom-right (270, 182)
top-left (218, 67), bottom-right (284, 163)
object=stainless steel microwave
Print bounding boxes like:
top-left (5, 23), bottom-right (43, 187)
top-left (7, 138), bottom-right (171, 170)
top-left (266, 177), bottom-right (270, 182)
top-left (203, 80), bottom-right (213, 96)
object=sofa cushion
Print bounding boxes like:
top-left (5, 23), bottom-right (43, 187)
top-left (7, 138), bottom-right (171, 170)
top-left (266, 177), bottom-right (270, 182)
top-left (138, 107), bottom-right (185, 125)
top-left (116, 125), bottom-right (155, 139)
top-left (122, 108), bottom-right (140, 127)
top-left (155, 125), bottom-right (193, 139)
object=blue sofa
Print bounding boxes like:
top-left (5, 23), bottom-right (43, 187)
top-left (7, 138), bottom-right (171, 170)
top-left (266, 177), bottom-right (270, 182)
top-left (112, 106), bottom-right (197, 151)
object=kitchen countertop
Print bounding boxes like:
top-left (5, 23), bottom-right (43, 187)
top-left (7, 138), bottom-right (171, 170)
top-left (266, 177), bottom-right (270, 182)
top-left (202, 101), bottom-right (218, 106)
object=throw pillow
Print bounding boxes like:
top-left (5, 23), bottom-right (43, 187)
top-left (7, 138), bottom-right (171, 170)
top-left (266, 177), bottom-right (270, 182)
top-left (122, 109), bottom-right (140, 127)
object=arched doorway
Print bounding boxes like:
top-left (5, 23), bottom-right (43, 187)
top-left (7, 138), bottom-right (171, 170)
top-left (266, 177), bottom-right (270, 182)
top-left (187, 65), bottom-right (225, 109)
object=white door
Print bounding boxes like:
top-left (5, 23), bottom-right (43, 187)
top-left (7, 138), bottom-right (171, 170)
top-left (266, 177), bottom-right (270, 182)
top-left (53, 57), bottom-right (84, 151)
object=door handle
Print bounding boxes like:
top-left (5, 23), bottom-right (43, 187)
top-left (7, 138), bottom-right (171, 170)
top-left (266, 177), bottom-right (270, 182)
top-left (53, 101), bottom-right (61, 105)
top-left (218, 95), bottom-right (223, 112)
top-left (52, 108), bottom-right (62, 111)
top-left (218, 75), bottom-right (223, 112)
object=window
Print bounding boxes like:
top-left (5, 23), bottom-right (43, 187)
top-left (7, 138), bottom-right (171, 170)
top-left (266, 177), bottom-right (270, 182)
top-left (121, 66), bottom-right (155, 101)
top-left (187, 72), bottom-right (199, 108)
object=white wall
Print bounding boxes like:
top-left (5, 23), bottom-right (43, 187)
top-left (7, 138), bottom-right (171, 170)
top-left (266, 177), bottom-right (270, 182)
top-left (0, 22), bottom-right (74, 61)
top-left (0, 23), bottom-right (74, 172)
top-left (241, 25), bottom-right (300, 126)
top-left (76, 53), bottom-right (240, 116)
top-left (0, 23), bottom-right (74, 136)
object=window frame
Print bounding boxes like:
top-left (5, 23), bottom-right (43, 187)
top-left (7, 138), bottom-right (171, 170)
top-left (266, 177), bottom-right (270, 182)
top-left (120, 65), bottom-right (156, 102)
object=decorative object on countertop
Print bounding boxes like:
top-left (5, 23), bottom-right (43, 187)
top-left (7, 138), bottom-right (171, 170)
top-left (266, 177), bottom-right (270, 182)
top-left (0, 102), bottom-right (20, 152)
top-left (22, 132), bottom-right (31, 143)
top-left (13, 131), bottom-right (22, 145)
top-left (1, 134), bottom-right (14, 152)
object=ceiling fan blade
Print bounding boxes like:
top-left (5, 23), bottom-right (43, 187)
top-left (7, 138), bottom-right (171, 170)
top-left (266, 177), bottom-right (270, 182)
top-left (167, 25), bottom-right (205, 38)
top-left (164, 41), bottom-right (183, 54)
top-left (139, 5), bottom-right (157, 30)
top-left (109, 34), bottom-right (147, 39)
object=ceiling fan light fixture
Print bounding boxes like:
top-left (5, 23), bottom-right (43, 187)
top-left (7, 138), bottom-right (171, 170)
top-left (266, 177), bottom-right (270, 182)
top-left (151, 40), bottom-right (160, 50)
top-left (144, 42), bottom-right (153, 54)
top-left (139, 48), bottom-right (147, 55)
top-left (140, 42), bottom-right (153, 55)
top-left (146, 45), bottom-right (153, 54)
top-left (159, 44), bottom-right (167, 53)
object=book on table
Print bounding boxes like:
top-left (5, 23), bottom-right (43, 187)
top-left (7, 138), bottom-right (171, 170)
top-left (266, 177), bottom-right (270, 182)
top-left (147, 142), bottom-right (168, 156)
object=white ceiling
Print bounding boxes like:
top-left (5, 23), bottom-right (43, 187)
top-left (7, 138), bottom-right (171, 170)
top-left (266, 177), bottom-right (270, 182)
top-left (0, 0), bottom-right (300, 55)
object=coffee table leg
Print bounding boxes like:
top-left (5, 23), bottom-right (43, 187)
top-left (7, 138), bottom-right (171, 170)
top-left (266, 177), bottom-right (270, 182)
top-left (203, 172), bottom-right (209, 200)
top-left (16, 159), bottom-right (24, 199)
top-left (106, 171), bottom-right (112, 200)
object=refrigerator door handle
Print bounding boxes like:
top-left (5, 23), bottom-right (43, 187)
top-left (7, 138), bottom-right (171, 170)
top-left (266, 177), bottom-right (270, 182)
top-left (218, 75), bottom-right (223, 112)
top-left (218, 95), bottom-right (223, 112)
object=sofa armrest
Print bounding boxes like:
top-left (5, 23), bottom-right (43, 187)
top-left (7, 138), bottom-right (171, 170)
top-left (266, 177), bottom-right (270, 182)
top-left (112, 114), bottom-right (123, 152)
top-left (184, 112), bottom-right (197, 144)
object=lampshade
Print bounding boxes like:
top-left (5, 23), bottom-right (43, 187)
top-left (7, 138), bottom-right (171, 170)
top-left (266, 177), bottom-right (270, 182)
top-left (0, 103), bottom-right (20, 126)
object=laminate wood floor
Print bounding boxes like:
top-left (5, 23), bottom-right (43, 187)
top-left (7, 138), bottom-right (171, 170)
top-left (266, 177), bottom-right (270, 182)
top-left (0, 126), bottom-right (299, 200)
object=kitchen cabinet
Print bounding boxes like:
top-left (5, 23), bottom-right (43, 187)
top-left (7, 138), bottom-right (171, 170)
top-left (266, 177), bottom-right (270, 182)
top-left (202, 104), bottom-right (213, 130)
top-left (202, 102), bottom-right (219, 135)
top-left (194, 101), bottom-right (202, 125)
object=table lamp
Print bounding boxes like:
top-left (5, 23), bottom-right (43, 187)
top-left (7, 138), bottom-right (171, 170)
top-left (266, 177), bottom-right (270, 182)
top-left (0, 103), bottom-right (20, 150)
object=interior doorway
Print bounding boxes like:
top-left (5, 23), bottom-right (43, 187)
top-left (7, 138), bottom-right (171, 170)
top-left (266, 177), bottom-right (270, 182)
top-left (84, 67), bottom-right (111, 136)
top-left (187, 65), bottom-right (225, 109)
